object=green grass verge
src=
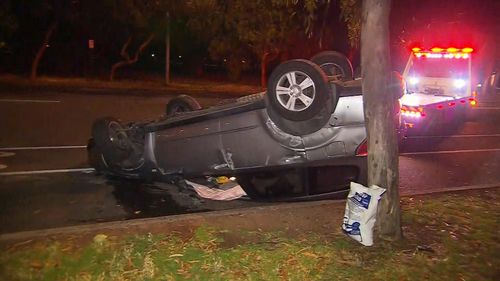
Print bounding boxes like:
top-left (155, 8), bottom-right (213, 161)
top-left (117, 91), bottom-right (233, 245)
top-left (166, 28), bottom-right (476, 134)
top-left (1, 189), bottom-right (498, 281)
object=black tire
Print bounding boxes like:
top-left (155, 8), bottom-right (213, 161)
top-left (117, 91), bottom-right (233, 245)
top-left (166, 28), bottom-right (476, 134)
top-left (87, 138), bottom-right (107, 174)
top-left (310, 51), bottom-right (353, 80)
top-left (91, 117), bottom-right (144, 174)
top-left (266, 102), bottom-right (336, 135)
top-left (266, 59), bottom-right (337, 135)
top-left (166, 94), bottom-right (202, 117)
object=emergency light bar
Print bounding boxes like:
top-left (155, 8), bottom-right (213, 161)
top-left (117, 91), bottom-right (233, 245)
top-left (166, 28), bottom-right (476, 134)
top-left (411, 47), bottom-right (473, 59)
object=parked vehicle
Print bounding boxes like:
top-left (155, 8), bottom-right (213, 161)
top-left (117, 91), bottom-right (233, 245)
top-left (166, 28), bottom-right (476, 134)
top-left (88, 52), bottom-right (403, 200)
top-left (400, 47), bottom-right (477, 128)
top-left (480, 71), bottom-right (500, 96)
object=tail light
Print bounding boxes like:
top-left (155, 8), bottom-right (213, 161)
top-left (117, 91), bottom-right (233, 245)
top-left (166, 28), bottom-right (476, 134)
top-left (356, 139), bottom-right (368, 156)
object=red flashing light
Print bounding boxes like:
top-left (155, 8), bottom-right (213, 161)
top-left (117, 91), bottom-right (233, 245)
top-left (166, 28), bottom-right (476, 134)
top-left (412, 47), bottom-right (474, 59)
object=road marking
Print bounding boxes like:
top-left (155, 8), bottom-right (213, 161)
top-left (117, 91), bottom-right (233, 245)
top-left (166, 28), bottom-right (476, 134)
top-left (0, 152), bottom-right (15, 157)
top-left (401, 148), bottom-right (500, 156)
top-left (0, 168), bottom-right (95, 176)
top-left (0, 164), bottom-right (6, 170)
top-left (0, 99), bottom-right (60, 103)
top-left (0, 145), bottom-right (86, 151)
top-left (407, 134), bottom-right (500, 139)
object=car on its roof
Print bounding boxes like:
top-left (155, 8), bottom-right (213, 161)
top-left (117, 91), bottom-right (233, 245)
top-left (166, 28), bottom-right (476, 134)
top-left (88, 51), bottom-right (404, 200)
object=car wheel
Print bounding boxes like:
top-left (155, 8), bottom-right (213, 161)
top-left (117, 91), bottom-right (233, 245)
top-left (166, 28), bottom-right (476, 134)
top-left (87, 138), bottom-right (108, 174)
top-left (310, 51), bottom-right (353, 81)
top-left (237, 170), bottom-right (304, 200)
top-left (166, 94), bottom-right (202, 117)
top-left (91, 117), bottom-right (144, 173)
top-left (266, 59), bottom-right (337, 135)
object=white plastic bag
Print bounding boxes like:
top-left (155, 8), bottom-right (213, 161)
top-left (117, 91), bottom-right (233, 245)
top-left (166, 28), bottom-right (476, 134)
top-left (342, 182), bottom-right (386, 246)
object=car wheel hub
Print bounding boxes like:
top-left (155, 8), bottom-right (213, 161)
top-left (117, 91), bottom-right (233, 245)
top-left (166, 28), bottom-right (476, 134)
top-left (290, 86), bottom-right (301, 97)
top-left (276, 71), bottom-right (315, 112)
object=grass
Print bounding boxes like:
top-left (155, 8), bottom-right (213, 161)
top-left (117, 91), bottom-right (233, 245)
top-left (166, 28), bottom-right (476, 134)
top-left (0, 189), bottom-right (498, 281)
top-left (0, 74), bottom-right (263, 96)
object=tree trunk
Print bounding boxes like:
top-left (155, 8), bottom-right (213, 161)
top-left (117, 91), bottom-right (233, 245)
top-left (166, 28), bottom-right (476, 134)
top-left (110, 33), bottom-right (155, 81)
top-left (318, 0), bottom-right (331, 49)
top-left (30, 22), bottom-right (58, 80)
top-left (361, 0), bottom-right (402, 242)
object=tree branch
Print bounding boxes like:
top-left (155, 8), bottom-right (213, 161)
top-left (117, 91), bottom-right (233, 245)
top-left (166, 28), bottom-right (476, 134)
top-left (109, 33), bottom-right (155, 81)
top-left (120, 36), bottom-right (133, 61)
top-left (30, 22), bottom-right (58, 80)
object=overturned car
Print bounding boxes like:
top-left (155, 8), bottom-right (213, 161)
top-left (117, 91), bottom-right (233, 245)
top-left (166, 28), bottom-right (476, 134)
top-left (88, 52), bottom-right (402, 200)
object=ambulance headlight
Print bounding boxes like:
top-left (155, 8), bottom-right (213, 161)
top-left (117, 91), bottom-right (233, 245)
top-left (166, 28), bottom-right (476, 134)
top-left (454, 79), bottom-right (466, 89)
top-left (409, 77), bottom-right (419, 85)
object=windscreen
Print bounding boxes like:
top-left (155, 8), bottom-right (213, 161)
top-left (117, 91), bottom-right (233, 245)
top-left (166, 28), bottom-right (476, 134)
top-left (409, 57), bottom-right (469, 79)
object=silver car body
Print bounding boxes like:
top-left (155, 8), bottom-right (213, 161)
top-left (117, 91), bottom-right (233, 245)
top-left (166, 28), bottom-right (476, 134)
top-left (141, 93), bottom-right (367, 183)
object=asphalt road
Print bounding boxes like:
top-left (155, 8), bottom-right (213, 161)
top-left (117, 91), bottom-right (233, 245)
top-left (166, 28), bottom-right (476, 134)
top-left (0, 89), bottom-right (499, 234)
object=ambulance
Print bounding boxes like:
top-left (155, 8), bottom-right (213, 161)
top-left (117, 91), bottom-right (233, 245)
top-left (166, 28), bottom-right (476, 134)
top-left (400, 47), bottom-right (477, 128)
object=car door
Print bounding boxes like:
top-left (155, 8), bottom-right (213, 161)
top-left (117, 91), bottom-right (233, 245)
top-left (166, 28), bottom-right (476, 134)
top-left (154, 118), bottom-right (224, 176)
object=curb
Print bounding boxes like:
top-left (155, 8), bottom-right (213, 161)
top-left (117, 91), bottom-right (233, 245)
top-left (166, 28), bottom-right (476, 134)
top-left (1, 183), bottom-right (498, 245)
top-left (400, 183), bottom-right (500, 197)
top-left (0, 199), bottom-right (346, 245)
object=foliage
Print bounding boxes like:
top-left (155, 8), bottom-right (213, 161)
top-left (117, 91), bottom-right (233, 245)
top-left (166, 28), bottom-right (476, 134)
top-left (339, 0), bottom-right (361, 48)
top-left (1, 190), bottom-right (499, 280)
top-left (0, 1), bottom-right (18, 51)
top-left (80, 0), bottom-right (165, 56)
top-left (187, 0), bottom-right (334, 80)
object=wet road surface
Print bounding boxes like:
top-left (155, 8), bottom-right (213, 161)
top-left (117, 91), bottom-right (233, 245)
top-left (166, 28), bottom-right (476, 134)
top-left (0, 90), bottom-right (499, 234)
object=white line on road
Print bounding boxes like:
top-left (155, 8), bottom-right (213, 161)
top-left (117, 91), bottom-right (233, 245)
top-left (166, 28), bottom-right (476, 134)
top-left (0, 99), bottom-right (60, 103)
top-left (0, 168), bottom-right (95, 176)
top-left (0, 145), bottom-right (87, 151)
top-left (407, 134), bottom-right (500, 139)
top-left (0, 164), bottom-right (7, 170)
top-left (401, 148), bottom-right (500, 156)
